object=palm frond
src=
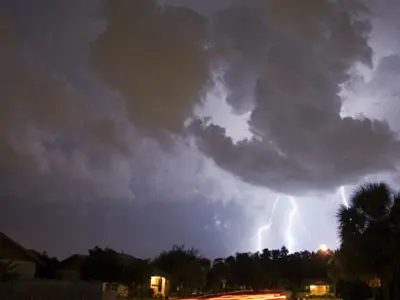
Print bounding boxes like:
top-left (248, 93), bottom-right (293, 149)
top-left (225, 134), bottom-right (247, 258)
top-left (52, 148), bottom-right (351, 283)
top-left (350, 182), bottom-right (392, 221)
top-left (389, 193), bottom-right (400, 225)
top-left (337, 204), bottom-right (366, 244)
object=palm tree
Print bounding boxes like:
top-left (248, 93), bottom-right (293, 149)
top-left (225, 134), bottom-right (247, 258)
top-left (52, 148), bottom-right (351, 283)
top-left (337, 182), bottom-right (400, 300)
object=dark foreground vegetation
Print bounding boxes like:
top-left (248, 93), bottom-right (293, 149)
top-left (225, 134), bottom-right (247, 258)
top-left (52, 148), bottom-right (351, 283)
top-left (1, 182), bottom-right (400, 300)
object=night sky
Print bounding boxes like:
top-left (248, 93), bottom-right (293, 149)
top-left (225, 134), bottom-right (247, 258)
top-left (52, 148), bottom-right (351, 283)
top-left (1, 0), bottom-right (400, 259)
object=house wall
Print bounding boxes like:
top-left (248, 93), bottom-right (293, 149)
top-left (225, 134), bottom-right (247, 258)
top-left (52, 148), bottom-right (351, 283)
top-left (310, 284), bottom-right (329, 295)
top-left (102, 282), bottom-right (129, 297)
top-left (57, 254), bottom-right (86, 281)
top-left (0, 233), bottom-right (38, 279)
top-left (0, 235), bottom-right (33, 261)
top-left (102, 290), bottom-right (117, 300)
top-left (58, 269), bottom-right (81, 281)
top-left (0, 259), bottom-right (36, 279)
top-left (150, 276), bottom-right (168, 297)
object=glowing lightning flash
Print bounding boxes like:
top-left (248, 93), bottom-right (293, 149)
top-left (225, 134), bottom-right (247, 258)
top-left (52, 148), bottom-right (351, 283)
top-left (286, 196), bottom-right (298, 253)
top-left (257, 196), bottom-right (280, 252)
top-left (340, 186), bottom-right (349, 208)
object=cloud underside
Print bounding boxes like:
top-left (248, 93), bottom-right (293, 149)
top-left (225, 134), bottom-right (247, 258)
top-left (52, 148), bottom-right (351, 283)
top-left (93, 0), bottom-right (400, 193)
top-left (1, 0), bottom-right (400, 204)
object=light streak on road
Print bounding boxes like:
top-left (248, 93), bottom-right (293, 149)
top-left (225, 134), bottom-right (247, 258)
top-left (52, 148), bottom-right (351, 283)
top-left (184, 293), bottom-right (288, 300)
top-left (286, 196), bottom-right (297, 253)
top-left (340, 186), bottom-right (349, 208)
top-left (257, 196), bottom-right (280, 252)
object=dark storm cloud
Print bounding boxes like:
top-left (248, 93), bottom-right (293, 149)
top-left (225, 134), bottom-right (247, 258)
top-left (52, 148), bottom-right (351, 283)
top-left (2, 0), bottom-right (398, 200)
top-left (161, 0), bottom-right (234, 15)
top-left (0, 0), bottom-right (251, 258)
top-left (86, 0), bottom-right (400, 196)
top-left (91, 0), bottom-right (213, 138)
top-left (0, 10), bottom-right (136, 202)
top-left (187, 0), bottom-right (400, 194)
top-left (2, 0), bottom-right (400, 257)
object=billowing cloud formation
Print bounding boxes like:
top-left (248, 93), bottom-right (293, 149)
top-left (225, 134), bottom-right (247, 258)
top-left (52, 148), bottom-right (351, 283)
top-left (83, 0), bottom-right (400, 195)
top-left (3, 0), bottom-right (399, 200)
top-left (342, 55), bottom-right (400, 133)
top-left (189, 0), bottom-right (400, 194)
top-left (2, 0), bottom-right (400, 257)
top-left (2, 0), bottom-right (400, 200)
top-left (0, 11), bottom-right (136, 202)
top-left (91, 0), bottom-right (213, 137)
top-left (341, 0), bottom-right (400, 134)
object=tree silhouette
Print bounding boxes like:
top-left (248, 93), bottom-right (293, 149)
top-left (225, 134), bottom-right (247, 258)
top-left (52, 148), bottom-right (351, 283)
top-left (80, 246), bottom-right (122, 283)
top-left (153, 245), bottom-right (210, 296)
top-left (34, 251), bottom-right (59, 279)
top-left (207, 258), bottom-right (230, 293)
top-left (121, 259), bottom-right (153, 298)
top-left (337, 182), bottom-right (400, 300)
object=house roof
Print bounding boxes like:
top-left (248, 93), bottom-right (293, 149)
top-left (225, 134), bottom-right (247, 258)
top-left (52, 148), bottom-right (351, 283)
top-left (302, 278), bottom-right (333, 285)
top-left (59, 254), bottom-right (88, 270)
top-left (27, 249), bottom-right (46, 265)
top-left (118, 253), bottom-right (141, 265)
top-left (151, 268), bottom-right (170, 278)
top-left (59, 252), bottom-right (142, 270)
top-left (0, 232), bottom-right (44, 265)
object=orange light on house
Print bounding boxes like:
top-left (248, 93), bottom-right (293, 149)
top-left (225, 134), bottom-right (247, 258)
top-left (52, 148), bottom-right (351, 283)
top-left (150, 276), bottom-right (167, 297)
top-left (309, 284), bottom-right (328, 296)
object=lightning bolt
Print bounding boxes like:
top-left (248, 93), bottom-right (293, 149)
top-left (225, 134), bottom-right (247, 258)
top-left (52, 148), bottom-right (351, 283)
top-left (257, 195), bottom-right (280, 252)
top-left (286, 196), bottom-right (297, 253)
top-left (340, 186), bottom-right (349, 208)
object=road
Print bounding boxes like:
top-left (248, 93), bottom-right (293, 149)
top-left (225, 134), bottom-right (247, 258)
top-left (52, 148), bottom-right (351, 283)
top-left (184, 293), bottom-right (288, 300)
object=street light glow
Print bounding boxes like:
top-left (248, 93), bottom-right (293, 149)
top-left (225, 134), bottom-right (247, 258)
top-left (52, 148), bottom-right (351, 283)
top-left (319, 244), bottom-right (328, 252)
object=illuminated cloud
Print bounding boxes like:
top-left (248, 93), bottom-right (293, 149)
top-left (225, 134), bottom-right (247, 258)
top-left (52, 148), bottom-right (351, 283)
top-left (189, 0), bottom-right (400, 194)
